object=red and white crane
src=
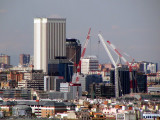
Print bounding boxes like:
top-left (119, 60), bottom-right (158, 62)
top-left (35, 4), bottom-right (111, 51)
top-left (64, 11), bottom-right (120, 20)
top-left (107, 40), bottom-right (136, 93)
top-left (69, 28), bottom-right (91, 100)
top-left (75, 28), bottom-right (91, 83)
top-left (107, 41), bottom-right (130, 66)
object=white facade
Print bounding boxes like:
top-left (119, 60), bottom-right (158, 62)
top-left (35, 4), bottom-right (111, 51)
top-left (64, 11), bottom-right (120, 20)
top-left (81, 56), bottom-right (99, 74)
top-left (24, 72), bottom-right (32, 80)
top-left (34, 18), bottom-right (66, 73)
top-left (18, 80), bottom-right (27, 88)
top-left (60, 83), bottom-right (70, 92)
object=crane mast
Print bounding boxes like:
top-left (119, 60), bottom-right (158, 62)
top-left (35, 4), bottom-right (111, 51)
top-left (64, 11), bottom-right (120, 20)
top-left (98, 34), bottom-right (117, 67)
top-left (107, 40), bottom-right (134, 93)
top-left (98, 34), bottom-right (119, 97)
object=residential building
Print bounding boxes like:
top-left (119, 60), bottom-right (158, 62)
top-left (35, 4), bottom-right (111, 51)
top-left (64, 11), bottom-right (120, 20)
top-left (15, 100), bottom-right (75, 118)
top-left (134, 61), bottom-right (158, 74)
top-left (12, 104), bottom-right (32, 117)
top-left (116, 112), bottom-right (136, 120)
top-left (18, 80), bottom-right (27, 88)
top-left (0, 54), bottom-right (10, 65)
top-left (19, 54), bottom-right (30, 66)
top-left (1, 80), bottom-right (17, 89)
top-left (0, 54), bottom-right (11, 68)
top-left (1, 101), bottom-right (16, 117)
top-left (18, 79), bottom-right (44, 90)
top-left (30, 70), bottom-right (46, 90)
top-left (147, 71), bottom-right (160, 85)
top-left (17, 70), bottom-right (46, 91)
top-left (10, 66), bottom-right (33, 71)
top-left (0, 89), bottom-right (32, 100)
top-left (0, 71), bottom-right (7, 81)
top-left (19, 70), bottom-right (46, 90)
top-left (148, 85), bottom-right (160, 93)
top-left (7, 71), bottom-right (24, 82)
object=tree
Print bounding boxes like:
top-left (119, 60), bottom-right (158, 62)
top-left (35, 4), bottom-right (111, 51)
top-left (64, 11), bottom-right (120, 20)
top-left (47, 114), bottom-right (50, 118)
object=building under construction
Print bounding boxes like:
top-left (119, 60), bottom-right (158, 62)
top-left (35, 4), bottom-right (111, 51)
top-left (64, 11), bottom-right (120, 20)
top-left (110, 67), bottom-right (137, 97)
top-left (66, 38), bottom-right (81, 73)
top-left (98, 34), bottom-right (148, 98)
top-left (109, 67), bottom-right (147, 97)
top-left (89, 83), bottom-right (115, 99)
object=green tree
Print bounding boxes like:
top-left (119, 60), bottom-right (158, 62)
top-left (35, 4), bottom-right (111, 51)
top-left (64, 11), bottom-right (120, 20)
top-left (47, 114), bottom-right (50, 118)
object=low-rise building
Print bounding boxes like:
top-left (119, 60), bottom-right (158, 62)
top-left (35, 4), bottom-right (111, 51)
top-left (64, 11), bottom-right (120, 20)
top-left (116, 112), bottom-right (136, 120)
top-left (7, 71), bottom-right (24, 82)
top-left (1, 101), bottom-right (16, 117)
top-left (0, 89), bottom-right (32, 100)
top-left (148, 85), bottom-right (160, 93)
top-left (16, 100), bottom-right (75, 118)
top-left (12, 104), bottom-right (32, 117)
top-left (1, 80), bottom-right (17, 89)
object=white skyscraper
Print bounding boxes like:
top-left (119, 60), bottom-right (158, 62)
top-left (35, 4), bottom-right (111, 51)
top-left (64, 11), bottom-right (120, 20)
top-left (34, 18), bottom-right (66, 73)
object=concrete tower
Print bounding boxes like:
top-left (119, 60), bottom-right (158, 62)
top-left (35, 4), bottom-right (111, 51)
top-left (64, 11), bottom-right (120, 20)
top-left (34, 18), bottom-right (66, 73)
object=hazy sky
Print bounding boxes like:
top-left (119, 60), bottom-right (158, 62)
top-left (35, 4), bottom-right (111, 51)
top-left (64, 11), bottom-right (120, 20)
top-left (0, 0), bottom-right (160, 66)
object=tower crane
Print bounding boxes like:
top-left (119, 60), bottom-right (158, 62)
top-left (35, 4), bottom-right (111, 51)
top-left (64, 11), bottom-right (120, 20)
top-left (98, 34), bottom-right (120, 97)
top-left (75, 28), bottom-right (91, 83)
top-left (69, 28), bottom-right (91, 100)
top-left (107, 40), bottom-right (137, 93)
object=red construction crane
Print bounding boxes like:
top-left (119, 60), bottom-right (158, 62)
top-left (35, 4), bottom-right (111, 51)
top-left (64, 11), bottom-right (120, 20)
top-left (75, 28), bottom-right (91, 83)
top-left (107, 40), bottom-right (136, 93)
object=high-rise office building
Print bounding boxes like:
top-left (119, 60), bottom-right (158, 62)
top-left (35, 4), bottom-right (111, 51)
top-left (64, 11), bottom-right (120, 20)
top-left (0, 54), bottom-right (10, 65)
top-left (19, 54), bottom-right (30, 66)
top-left (66, 38), bottom-right (81, 73)
top-left (34, 18), bottom-right (66, 73)
top-left (81, 56), bottom-right (99, 74)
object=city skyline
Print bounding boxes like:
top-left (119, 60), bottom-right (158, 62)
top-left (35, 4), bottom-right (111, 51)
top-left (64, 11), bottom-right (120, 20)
top-left (0, 0), bottom-right (160, 66)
